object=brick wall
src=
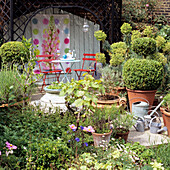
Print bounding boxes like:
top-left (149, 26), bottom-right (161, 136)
top-left (154, 0), bottom-right (170, 23)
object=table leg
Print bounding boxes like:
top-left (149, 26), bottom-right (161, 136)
top-left (59, 63), bottom-right (70, 82)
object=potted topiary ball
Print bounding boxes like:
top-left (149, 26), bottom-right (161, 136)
top-left (123, 58), bottom-right (164, 112)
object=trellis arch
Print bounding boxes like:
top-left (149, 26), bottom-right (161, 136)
top-left (0, 0), bottom-right (122, 44)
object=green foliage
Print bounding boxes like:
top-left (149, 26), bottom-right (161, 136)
top-left (26, 138), bottom-right (72, 169)
top-left (132, 37), bottom-right (156, 57)
top-left (131, 30), bottom-right (141, 42)
top-left (112, 109), bottom-right (134, 134)
top-left (95, 52), bottom-right (106, 65)
top-left (147, 52), bottom-right (167, 66)
top-left (85, 106), bottom-right (118, 133)
top-left (0, 41), bottom-right (29, 65)
top-left (143, 26), bottom-right (154, 37)
top-left (94, 30), bottom-right (107, 42)
top-left (122, 0), bottom-right (159, 28)
top-left (155, 36), bottom-right (166, 51)
top-left (123, 58), bottom-right (164, 90)
top-left (157, 25), bottom-right (170, 40)
top-left (163, 42), bottom-right (170, 56)
top-left (0, 67), bottom-right (24, 105)
top-left (161, 93), bottom-right (170, 111)
top-left (60, 74), bottom-right (104, 113)
top-left (99, 65), bottom-right (123, 93)
top-left (121, 23), bottom-right (132, 35)
top-left (110, 42), bottom-right (127, 66)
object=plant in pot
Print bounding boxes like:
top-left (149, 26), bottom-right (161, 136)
top-left (123, 58), bottom-right (164, 112)
top-left (112, 108), bottom-right (135, 143)
top-left (83, 106), bottom-right (118, 147)
top-left (95, 65), bottom-right (127, 108)
top-left (160, 93), bottom-right (170, 136)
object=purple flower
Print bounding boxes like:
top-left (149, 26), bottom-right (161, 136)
top-left (67, 131), bottom-right (69, 133)
top-left (72, 129), bottom-right (76, 132)
top-left (75, 137), bottom-right (80, 142)
top-left (33, 69), bottom-right (40, 74)
top-left (146, 4), bottom-right (149, 7)
top-left (84, 142), bottom-right (88, 147)
top-left (80, 126), bottom-right (84, 130)
top-left (68, 140), bottom-right (71, 142)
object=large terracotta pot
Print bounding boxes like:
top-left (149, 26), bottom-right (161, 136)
top-left (112, 86), bottom-right (126, 95)
top-left (127, 88), bottom-right (157, 113)
top-left (92, 130), bottom-right (112, 147)
top-left (160, 107), bottom-right (170, 136)
top-left (113, 128), bottom-right (129, 143)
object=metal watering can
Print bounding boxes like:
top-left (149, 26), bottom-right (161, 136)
top-left (131, 97), bottom-right (149, 118)
top-left (149, 116), bottom-right (162, 134)
top-left (133, 117), bottom-right (145, 132)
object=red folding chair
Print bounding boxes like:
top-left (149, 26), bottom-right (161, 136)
top-left (73, 53), bottom-right (96, 80)
top-left (36, 55), bottom-right (62, 91)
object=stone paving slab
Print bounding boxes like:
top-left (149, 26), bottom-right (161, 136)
top-left (128, 125), bottom-right (170, 146)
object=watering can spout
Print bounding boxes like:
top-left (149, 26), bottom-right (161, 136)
top-left (157, 126), bottom-right (168, 133)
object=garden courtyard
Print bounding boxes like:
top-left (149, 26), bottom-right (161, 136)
top-left (0, 0), bottom-right (170, 169)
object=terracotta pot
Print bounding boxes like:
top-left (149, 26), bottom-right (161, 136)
top-left (92, 94), bottom-right (120, 108)
top-left (127, 88), bottom-right (157, 113)
top-left (92, 130), bottom-right (112, 147)
top-left (160, 107), bottom-right (170, 136)
top-left (113, 128), bottom-right (129, 143)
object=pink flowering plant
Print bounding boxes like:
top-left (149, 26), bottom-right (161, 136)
top-left (85, 106), bottom-right (118, 133)
top-left (0, 141), bottom-right (17, 168)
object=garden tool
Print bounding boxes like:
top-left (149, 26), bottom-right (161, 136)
top-left (133, 117), bottom-right (145, 132)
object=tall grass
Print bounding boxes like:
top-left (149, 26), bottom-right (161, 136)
top-left (0, 67), bottom-right (24, 105)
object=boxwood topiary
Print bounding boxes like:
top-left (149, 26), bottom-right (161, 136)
top-left (0, 41), bottom-right (29, 65)
top-left (123, 58), bottom-right (164, 90)
top-left (131, 37), bottom-right (156, 57)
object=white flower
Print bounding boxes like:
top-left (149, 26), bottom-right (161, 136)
top-left (150, 160), bottom-right (164, 170)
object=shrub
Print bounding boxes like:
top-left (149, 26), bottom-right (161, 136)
top-left (95, 53), bottom-right (106, 65)
top-left (26, 138), bottom-right (72, 169)
top-left (147, 52), bottom-right (167, 66)
top-left (131, 37), bottom-right (156, 57)
top-left (0, 41), bottom-right (29, 65)
top-left (110, 42), bottom-right (127, 66)
top-left (94, 30), bottom-right (107, 42)
top-left (120, 23), bottom-right (132, 35)
top-left (131, 30), bottom-right (141, 42)
top-left (123, 58), bottom-right (164, 90)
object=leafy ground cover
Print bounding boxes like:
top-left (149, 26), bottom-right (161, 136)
top-left (0, 106), bottom-right (169, 169)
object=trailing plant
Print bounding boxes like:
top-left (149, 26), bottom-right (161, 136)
top-left (0, 41), bottom-right (29, 66)
top-left (123, 58), bottom-right (164, 90)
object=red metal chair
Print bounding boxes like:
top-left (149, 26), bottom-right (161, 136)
top-left (36, 55), bottom-right (62, 90)
top-left (73, 53), bottom-right (96, 80)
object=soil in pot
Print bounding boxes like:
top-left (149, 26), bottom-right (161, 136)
top-left (113, 128), bottom-right (129, 143)
top-left (92, 94), bottom-right (120, 108)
